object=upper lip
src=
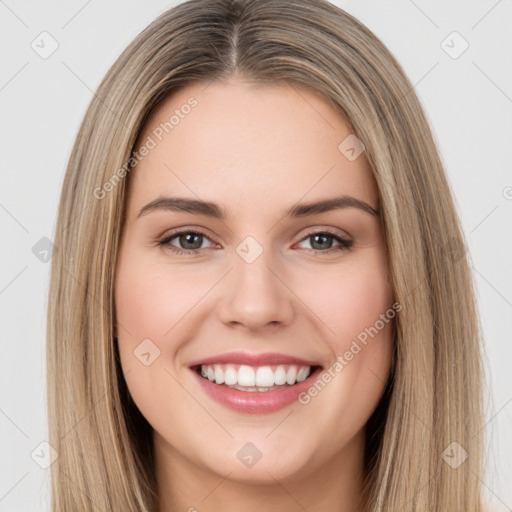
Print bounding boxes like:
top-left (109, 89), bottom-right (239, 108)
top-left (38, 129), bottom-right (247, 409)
top-left (188, 351), bottom-right (322, 368)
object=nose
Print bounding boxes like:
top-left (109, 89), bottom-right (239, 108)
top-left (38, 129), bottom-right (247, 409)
top-left (217, 252), bottom-right (295, 332)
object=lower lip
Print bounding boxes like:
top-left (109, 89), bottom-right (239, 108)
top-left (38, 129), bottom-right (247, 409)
top-left (191, 366), bottom-right (323, 414)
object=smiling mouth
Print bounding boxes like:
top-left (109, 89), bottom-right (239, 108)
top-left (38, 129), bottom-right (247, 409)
top-left (192, 363), bottom-right (323, 392)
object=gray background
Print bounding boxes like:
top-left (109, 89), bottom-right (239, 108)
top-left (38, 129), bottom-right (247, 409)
top-left (1, 0), bottom-right (511, 510)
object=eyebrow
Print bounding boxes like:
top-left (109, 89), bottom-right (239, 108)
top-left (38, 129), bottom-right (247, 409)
top-left (137, 195), bottom-right (379, 219)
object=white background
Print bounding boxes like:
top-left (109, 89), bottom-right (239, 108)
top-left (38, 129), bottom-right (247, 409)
top-left (0, 0), bottom-right (511, 510)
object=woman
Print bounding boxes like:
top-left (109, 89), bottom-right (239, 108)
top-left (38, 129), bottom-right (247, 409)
top-left (47, 0), bottom-right (485, 510)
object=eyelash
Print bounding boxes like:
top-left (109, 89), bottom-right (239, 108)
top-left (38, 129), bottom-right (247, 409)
top-left (157, 228), bottom-right (353, 256)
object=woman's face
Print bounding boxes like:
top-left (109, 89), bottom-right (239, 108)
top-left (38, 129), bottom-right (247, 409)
top-left (115, 76), bottom-right (394, 486)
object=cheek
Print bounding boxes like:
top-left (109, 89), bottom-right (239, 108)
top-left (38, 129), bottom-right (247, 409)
top-left (299, 255), bottom-right (393, 352)
top-left (114, 250), bottom-right (175, 394)
top-left (114, 251), bottom-right (202, 429)
top-left (114, 246), bottom-right (218, 399)
top-left (294, 252), bottom-right (394, 407)
top-left (294, 269), bottom-right (393, 454)
top-left (115, 250), bottom-right (206, 342)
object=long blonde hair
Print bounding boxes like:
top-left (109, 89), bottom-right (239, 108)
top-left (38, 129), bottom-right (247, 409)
top-left (47, 0), bottom-right (485, 509)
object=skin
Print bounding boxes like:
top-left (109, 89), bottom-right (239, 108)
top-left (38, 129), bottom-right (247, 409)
top-left (114, 74), bottom-right (394, 512)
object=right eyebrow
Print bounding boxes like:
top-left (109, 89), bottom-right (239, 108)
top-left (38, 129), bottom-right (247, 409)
top-left (137, 196), bottom-right (227, 219)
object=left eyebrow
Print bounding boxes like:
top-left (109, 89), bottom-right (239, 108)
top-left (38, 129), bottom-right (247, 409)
top-left (136, 195), bottom-right (379, 219)
top-left (287, 196), bottom-right (379, 217)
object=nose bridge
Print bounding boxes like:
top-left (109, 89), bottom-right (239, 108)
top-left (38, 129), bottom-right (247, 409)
top-left (217, 237), bottom-right (294, 330)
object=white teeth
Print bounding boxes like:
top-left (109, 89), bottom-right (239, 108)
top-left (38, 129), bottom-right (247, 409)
top-left (238, 365), bottom-right (255, 386)
top-left (286, 366), bottom-right (297, 385)
top-left (296, 366), bottom-right (310, 382)
top-left (224, 366), bottom-right (237, 385)
top-left (214, 364), bottom-right (224, 384)
top-left (199, 363), bottom-right (313, 389)
top-left (255, 366), bottom-right (274, 387)
top-left (274, 365), bottom-right (287, 385)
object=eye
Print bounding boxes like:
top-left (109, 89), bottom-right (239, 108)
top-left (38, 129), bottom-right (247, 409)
top-left (158, 228), bottom-right (353, 256)
top-left (158, 230), bottom-right (217, 255)
top-left (296, 229), bottom-right (353, 255)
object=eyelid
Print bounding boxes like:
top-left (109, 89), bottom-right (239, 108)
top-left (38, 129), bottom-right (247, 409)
top-left (298, 225), bottom-right (352, 241)
top-left (157, 225), bottom-right (219, 243)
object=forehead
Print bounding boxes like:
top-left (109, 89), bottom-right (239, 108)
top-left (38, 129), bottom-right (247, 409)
top-left (126, 77), bottom-right (378, 218)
